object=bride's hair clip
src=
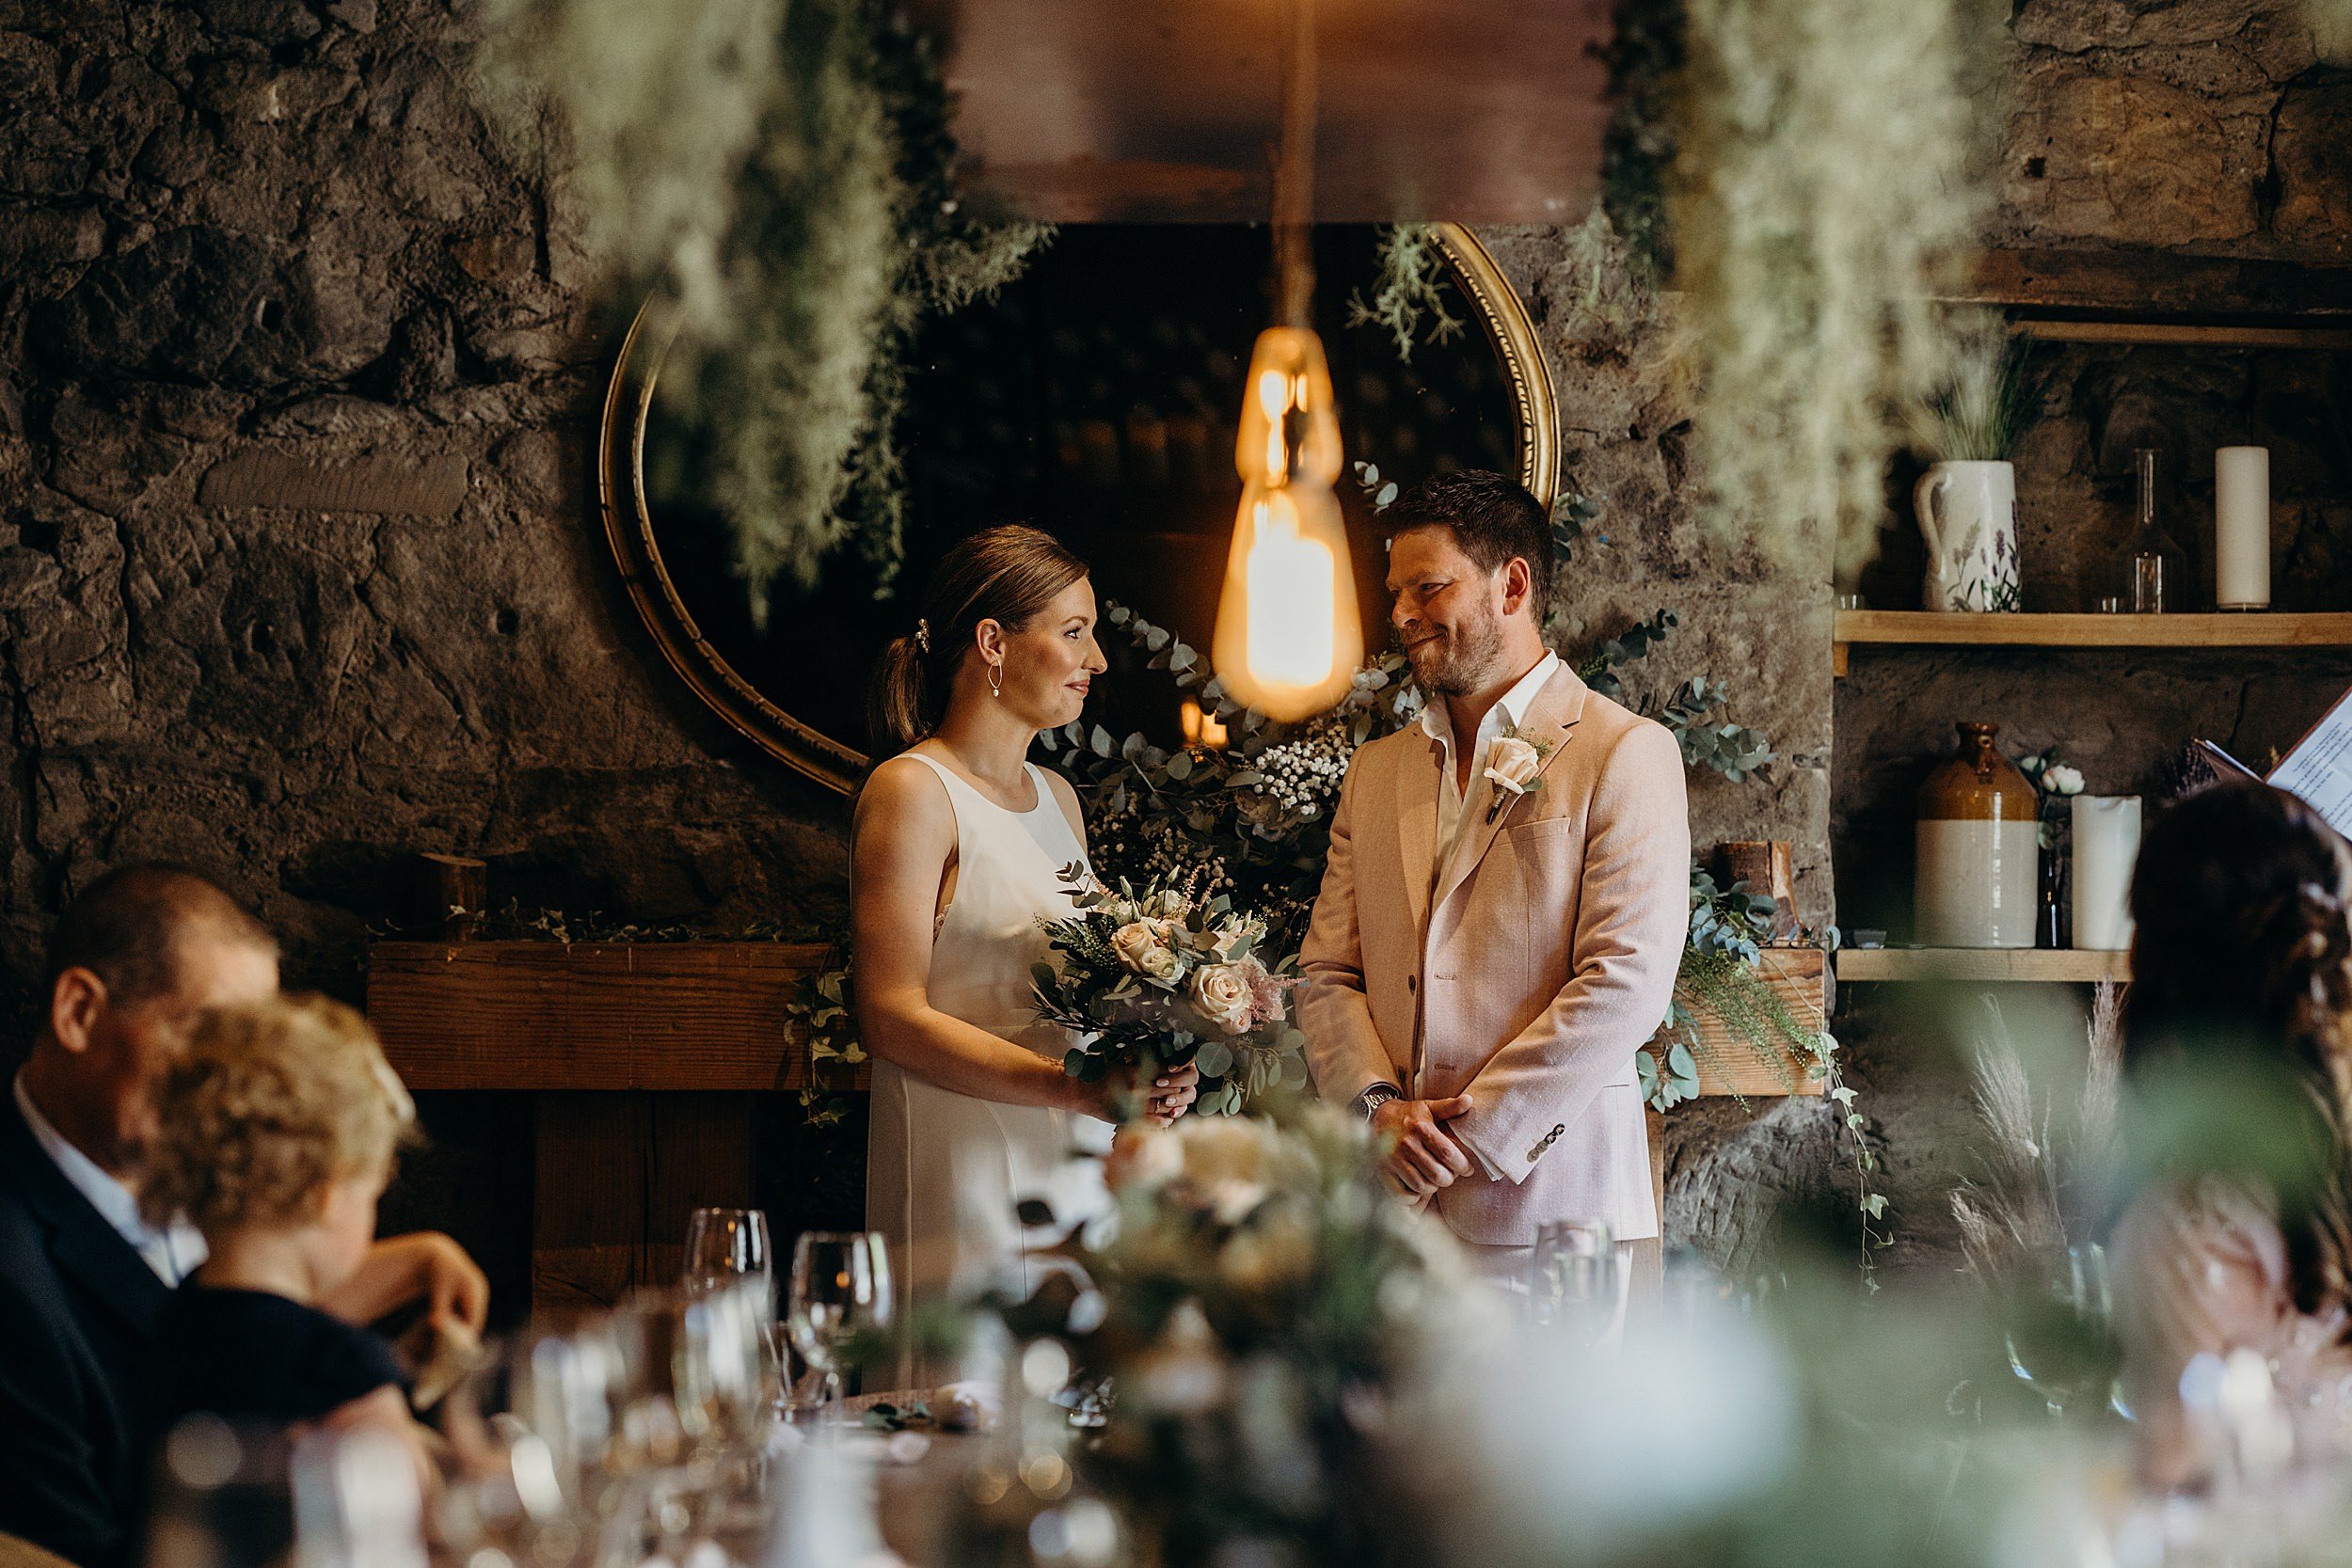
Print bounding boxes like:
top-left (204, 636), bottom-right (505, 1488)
top-left (914, 618), bottom-right (931, 654)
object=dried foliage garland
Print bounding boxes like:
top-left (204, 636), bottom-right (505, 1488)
top-left (475, 0), bottom-right (1049, 614)
top-left (1601, 0), bottom-right (1999, 579)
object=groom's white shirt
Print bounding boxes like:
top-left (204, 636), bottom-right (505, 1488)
top-left (1414, 649), bottom-right (1560, 1179)
top-left (1420, 650), bottom-right (1561, 893)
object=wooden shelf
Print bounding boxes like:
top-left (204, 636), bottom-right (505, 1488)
top-left (1836, 947), bottom-right (2129, 984)
top-left (1952, 248), bottom-right (2352, 328)
top-left (1832, 610), bottom-right (2352, 673)
top-left (2013, 320), bottom-right (2352, 350)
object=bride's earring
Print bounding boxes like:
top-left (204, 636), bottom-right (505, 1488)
top-left (989, 662), bottom-right (1004, 698)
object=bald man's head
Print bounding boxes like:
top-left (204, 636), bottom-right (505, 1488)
top-left (25, 864), bottom-right (281, 1177)
top-left (42, 864), bottom-right (276, 1008)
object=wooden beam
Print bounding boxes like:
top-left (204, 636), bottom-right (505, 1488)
top-left (911, 0), bottom-right (1614, 222)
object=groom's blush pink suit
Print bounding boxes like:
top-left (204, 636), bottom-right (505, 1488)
top-left (1298, 663), bottom-right (1691, 1247)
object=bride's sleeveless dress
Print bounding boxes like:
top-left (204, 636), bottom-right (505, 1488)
top-left (864, 752), bottom-right (1113, 1386)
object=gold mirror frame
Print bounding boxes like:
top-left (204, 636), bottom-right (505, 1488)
top-left (596, 223), bottom-right (1559, 797)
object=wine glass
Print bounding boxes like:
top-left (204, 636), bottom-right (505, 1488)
top-left (787, 1231), bottom-right (893, 1416)
top-left (1529, 1218), bottom-right (1617, 1333)
top-left (683, 1208), bottom-right (773, 1311)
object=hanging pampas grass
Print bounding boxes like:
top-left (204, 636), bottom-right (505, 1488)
top-left (474, 0), bottom-right (1048, 615)
top-left (1665, 0), bottom-right (1996, 578)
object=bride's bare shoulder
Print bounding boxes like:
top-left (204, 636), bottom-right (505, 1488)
top-left (857, 751), bottom-right (954, 831)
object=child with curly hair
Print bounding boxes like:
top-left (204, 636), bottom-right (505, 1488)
top-left (140, 994), bottom-right (441, 1449)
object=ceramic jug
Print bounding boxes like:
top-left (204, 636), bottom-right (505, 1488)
top-left (1915, 460), bottom-right (2020, 612)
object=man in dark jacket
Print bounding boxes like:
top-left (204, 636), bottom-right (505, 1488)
top-left (0, 866), bottom-right (485, 1567)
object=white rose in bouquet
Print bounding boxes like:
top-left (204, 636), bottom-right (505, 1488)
top-left (1189, 962), bottom-right (1258, 1035)
top-left (1176, 1115), bottom-right (1286, 1223)
top-left (1104, 1122), bottom-right (1186, 1194)
top-left (1483, 734), bottom-right (1544, 796)
top-left (2044, 764), bottom-right (2085, 796)
top-left (1111, 919), bottom-right (1183, 981)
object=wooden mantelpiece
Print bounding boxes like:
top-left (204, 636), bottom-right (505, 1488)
top-left (370, 941), bottom-right (844, 1092)
top-left (370, 942), bottom-right (839, 1309)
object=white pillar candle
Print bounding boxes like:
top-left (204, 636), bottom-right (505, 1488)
top-left (2216, 446), bottom-right (2271, 610)
top-left (2072, 795), bottom-right (2141, 951)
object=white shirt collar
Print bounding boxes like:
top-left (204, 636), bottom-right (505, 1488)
top-left (13, 1069), bottom-right (205, 1285)
top-left (1418, 649), bottom-right (1562, 751)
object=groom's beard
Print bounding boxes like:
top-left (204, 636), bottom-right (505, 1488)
top-left (1405, 606), bottom-right (1508, 697)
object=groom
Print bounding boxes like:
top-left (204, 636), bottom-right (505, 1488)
top-left (1298, 470), bottom-right (1690, 1283)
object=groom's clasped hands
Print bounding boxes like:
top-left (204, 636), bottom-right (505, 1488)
top-left (1369, 1093), bottom-right (1476, 1196)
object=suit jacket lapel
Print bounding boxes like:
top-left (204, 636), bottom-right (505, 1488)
top-left (1431, 666), bottom-right (1588, 917)
top-left (1397, 728), bottom-right (1441, 943)
top-left (0, 1095), bottom-right (170, 1339)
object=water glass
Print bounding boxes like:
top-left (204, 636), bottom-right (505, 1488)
top-left (291, 1425), bottom-right (427, 1568)
top-left (683, 1207), bottom-right (773, 1310)
top-left (788, 1231), bottom-right (893, 1415)
top-left (1529, 1218), bottom-right (1616, 1330)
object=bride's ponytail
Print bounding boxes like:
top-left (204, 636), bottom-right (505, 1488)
top-left (867, 631), bottom-right (932, 753)
top-left (863, 525), bottom-right (1089, 761)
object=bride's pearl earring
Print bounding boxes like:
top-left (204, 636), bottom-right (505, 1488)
top-left (989, 663), bottom-right (1003, 698)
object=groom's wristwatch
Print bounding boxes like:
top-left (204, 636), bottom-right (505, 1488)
top-left (1355, 1082), bottom-right (1404, 1122)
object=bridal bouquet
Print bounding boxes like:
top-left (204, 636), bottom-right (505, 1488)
top-left (1032, 867), bottom-right (1309, 1116)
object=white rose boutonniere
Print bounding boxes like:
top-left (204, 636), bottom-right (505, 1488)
top-left (1111, 919), bottom-right (1183, 982)
top-left (1481, 726), bottom-right (1555, 823)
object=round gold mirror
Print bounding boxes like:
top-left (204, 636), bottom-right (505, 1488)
top-left (597, 223), bottom-right (1557, 796)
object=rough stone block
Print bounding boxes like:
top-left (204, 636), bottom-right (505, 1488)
top-left (2002, 59), bottom-right (2260, 245)
top-left (2271, 81), bottom-right (2352, 261)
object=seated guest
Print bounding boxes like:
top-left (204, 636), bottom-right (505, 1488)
top-left (0, 865), bottom-right (485, 1568)
top-left (141, 995), bottom-right (431, 1463)
top-left (2114, 782), bottom-right (2352, 1484)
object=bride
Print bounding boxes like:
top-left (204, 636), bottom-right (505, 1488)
top-left (854, 525), bottom-right (1199, 1379)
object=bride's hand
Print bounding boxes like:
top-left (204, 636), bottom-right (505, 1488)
top-left (1143, 1061), bottom-right (1200, 1125)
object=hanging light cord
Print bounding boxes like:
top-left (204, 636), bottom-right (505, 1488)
top-left (1274, 0), bottom-right (1317, 331)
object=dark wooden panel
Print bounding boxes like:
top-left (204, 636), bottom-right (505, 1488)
top-left (642, 1096), bottom-right (759, 1288)
top-left (914, 0), bottom-right (1614, 221)
top-left (532, 1095), bottom-right (652, 1310)
top-left (368, 942), bottom-right (850, 1092)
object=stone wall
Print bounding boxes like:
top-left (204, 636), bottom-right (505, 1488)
top-left (1841, 0), bottom-right (2352, 1266)
top-left (0, 0), bottom-right (2343, 1295)
top-left (0, 0), bottom-right (855, 1002)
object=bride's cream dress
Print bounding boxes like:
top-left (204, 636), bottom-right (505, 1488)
top-left (864, 753), bottom-right (1113, 1386)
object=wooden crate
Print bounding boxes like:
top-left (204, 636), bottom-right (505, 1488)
top-left (1654, 947), bottom-right (1829, 1100)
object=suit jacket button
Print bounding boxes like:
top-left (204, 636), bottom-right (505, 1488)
top-left (1406, 974), bottom-right (1417, 993)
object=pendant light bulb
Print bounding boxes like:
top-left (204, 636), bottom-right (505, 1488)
top-left (1211, 326), bottom-right (1361, 721)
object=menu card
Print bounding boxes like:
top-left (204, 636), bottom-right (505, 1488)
top-left (2269, 685), bottom-right (2352, 838)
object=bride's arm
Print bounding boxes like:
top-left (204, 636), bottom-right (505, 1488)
top-left (852, 757), bottom-right (1100, 1114)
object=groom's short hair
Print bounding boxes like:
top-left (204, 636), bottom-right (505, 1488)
top-left (1380, 470), bottom-right (1554, 622)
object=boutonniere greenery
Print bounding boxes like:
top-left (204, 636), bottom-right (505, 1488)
top-left (1481, 725), bottom-right (1555, 823)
